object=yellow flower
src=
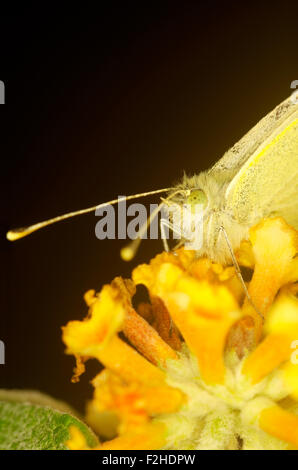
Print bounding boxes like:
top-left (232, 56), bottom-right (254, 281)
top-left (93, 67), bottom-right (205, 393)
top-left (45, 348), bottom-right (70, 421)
top-left (63, 217), bottom-right (298, 450)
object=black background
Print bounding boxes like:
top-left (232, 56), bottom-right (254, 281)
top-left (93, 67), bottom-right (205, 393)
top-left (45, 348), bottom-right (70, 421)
top-left (0, 6), bottom-right (297, 413)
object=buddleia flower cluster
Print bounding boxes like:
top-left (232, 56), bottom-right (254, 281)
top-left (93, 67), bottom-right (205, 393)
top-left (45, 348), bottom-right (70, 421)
top-left (63, 218), bottom-right (298, 450)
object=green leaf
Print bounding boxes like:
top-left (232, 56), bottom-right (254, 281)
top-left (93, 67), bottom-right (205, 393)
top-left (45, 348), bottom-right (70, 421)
top-left (0, 390), bottom-right (99, 450)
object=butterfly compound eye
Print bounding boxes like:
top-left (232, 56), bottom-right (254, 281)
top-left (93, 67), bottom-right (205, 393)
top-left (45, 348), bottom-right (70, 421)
top-left (186, 189), bottom-right (208, 210)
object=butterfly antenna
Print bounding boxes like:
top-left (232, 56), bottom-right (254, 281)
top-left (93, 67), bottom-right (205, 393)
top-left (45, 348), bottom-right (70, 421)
top-left (6, 188), bottom-right (173, 241)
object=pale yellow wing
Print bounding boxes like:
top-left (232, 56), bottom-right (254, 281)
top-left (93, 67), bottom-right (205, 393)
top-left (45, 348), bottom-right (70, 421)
top-left (225, 111), bottom-right (298, 229)
top-left (209, 95), bottom-right (297, 179)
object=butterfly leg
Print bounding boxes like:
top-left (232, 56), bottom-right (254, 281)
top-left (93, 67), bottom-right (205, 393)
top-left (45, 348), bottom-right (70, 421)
top-left (160, 218), bottom-right (183, 253)
top-left (172, 240), bottom-right (185, 251)
top-left (219, 226), bottom-right (264, 322)
top-left (160, 218), bottom-right (183, 335)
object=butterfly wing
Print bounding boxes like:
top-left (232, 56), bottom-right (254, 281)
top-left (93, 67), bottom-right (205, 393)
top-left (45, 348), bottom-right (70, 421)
top-left (224, 109), bottom-right (298, 228)
top-left (209, 95), bottom-right (297, 179)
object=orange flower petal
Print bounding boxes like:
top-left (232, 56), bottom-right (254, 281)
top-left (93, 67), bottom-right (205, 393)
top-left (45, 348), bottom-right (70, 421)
top-left (242, 295), bottom-right (298, 383)
top-left (243, 218), bottom-right (298, 340)
top-left (100, 422), bottom-right (167, 450)
top-left (135, 262), bottom-right (241, 384)
top-left (260, 405), bottom-right (298, 447)
top-left (91, 336), bottom-right (166, 386)
top-left (242, 334), bottom-right (293, 384)
top-left (91, 369), bottom-right (183, 429)
top-left (282, 362), bottom-right (298, 399)
top-left (62, 284), bottom-right (125, 356)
